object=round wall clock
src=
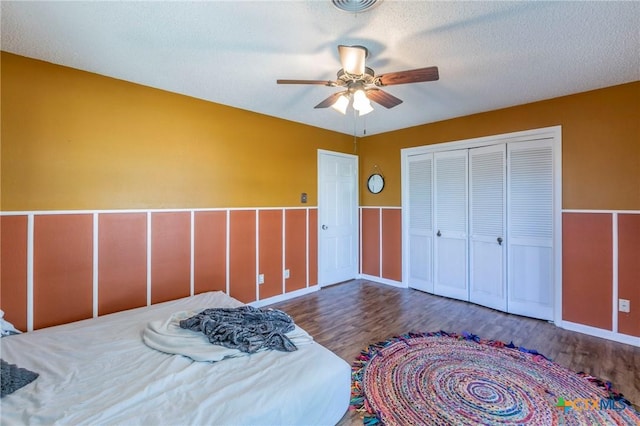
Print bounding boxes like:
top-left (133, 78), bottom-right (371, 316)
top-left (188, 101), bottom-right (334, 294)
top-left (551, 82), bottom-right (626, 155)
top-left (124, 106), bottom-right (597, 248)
top-left (367, 173), bottom-right (385, 194)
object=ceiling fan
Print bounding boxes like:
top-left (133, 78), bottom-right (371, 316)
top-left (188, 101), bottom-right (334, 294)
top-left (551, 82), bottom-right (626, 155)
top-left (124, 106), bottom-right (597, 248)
top-left (277, 45), bottom-right (439, 116)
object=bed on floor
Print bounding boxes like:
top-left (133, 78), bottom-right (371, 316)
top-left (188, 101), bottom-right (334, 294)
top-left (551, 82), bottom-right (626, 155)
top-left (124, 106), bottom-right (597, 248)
top-left (0, 291), bottom-right (351, 425)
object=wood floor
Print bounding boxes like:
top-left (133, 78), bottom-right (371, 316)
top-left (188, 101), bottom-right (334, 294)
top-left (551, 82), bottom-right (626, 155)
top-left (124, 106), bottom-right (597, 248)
top-left (269, 279), bottom-right (640, 424)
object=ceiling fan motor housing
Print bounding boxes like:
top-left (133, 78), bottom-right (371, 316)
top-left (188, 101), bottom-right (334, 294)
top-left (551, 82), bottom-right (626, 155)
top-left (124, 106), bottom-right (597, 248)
top-left (336, 67), bottom-right (377, 87)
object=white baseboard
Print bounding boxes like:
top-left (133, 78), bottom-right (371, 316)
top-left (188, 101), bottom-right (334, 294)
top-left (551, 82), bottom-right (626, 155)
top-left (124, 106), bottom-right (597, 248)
top-left (559, 320), bottom-right (640, 347)
top-left (358, 274), bottom-right (407, 288)
top-left (250, 285), bottom-right (320, 307)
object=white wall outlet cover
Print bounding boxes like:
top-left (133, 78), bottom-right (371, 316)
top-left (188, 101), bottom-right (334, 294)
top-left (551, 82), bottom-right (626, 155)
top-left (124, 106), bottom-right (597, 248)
top-left (618, 299), bottom-right (630, 313)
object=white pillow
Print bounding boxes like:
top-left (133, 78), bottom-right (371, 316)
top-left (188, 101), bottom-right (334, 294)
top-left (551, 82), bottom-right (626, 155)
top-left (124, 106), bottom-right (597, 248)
top-left (0, 310), bottom-right (22, 336)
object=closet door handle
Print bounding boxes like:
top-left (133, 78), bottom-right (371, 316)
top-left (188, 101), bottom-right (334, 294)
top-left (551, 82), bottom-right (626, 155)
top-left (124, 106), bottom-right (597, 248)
top-left (497, 237), bottom-right (503, 245)
top-left (436, 230), bottom-right (442, 237)
top-left (322, 224), bottom-right (328, 230)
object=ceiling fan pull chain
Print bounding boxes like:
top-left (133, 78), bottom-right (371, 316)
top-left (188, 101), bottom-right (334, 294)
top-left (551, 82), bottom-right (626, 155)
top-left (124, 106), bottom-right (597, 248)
top-left (352, 108), bottom-right (358, 153)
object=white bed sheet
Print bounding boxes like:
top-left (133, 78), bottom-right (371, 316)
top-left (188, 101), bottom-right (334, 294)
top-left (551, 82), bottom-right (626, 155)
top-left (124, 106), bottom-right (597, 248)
top-left (0, 292), bottom-right (351, 425)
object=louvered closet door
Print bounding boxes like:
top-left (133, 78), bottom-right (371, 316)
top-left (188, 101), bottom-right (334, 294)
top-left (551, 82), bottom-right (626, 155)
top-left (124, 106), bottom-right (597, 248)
top-left (507, 139), bottom-right (554, 321)
top-left (469, 144), bottom-right (507, 311)
top-left (407, 154), bottom-right (434, 292)
top-left (434, 150), bottom-right (469, 301)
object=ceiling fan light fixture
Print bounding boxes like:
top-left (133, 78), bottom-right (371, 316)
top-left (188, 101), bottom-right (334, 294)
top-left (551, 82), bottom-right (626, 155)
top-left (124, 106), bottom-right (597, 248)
top-left (357, 101), bottom-right (374, 116)
top-left (352, 89), bottom-right (371, 112)
top-left (331, 94), bottom-right (350, 115)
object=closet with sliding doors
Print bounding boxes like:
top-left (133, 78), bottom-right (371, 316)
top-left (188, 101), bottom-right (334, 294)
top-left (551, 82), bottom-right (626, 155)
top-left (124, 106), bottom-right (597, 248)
top-left (401, 127), bottom-right (562, 322)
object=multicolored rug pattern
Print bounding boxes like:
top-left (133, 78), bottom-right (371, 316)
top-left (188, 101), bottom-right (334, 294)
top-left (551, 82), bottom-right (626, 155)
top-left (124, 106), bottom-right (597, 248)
top-left (350, 331), bottom-right (640, 425)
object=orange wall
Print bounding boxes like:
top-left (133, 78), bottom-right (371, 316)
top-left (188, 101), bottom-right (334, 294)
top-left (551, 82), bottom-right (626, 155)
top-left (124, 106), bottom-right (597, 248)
top-left (562, 213), bottom-right (613, 330)
top-left (0, 216), bottom-right (28, 331)
top-left (360, 207), bottom-right (402, 282)
top-left (98, 213), bottom-right (147, 315)
top-left (381, 209), bottom-right (402, 282)
top-left (617, 214), bottom-right (640, 337)
top-left (359, 81), bottom-right (639, 210)
top-left (284, 209), bottom-right (308, 293)
top-left (229, 210), bottom-right (257, 303)
top-left (0, 52), bottom-right (354, 211)
top-left (33, 215), bottom-right (94, 329)
top-left (562, 211), bottom-right (640, 337)
top-left (194, 211), bottom-right (227, 295)
top-left (1, 208), bottom-right (318, 330)
top-left (361, 208), bottom-right (380, 276)
top-left (259, 210), bottom-right (284, 300)
top-left (150, 212), bottom-right (191, 304)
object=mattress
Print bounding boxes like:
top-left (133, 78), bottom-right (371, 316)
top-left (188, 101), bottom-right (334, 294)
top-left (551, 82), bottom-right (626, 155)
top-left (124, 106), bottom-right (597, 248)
top-left (0, 292), bottom-right (351, 425)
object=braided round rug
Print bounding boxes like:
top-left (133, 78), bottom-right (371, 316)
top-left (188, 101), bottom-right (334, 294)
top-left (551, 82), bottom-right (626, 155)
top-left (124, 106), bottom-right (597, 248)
top-left (350, 331), bottom-right (640, 425)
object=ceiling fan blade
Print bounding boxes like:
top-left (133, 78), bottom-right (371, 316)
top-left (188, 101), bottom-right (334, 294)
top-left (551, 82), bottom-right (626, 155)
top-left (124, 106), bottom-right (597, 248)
top-left (277, 79), bottom-right (335, 86)
top-left (338, 45), bottom-right (368, 75)
top-left (366, 89), bottom-right (403, 109)
top-left (314, 92), bottom-right (346, 109)
top-left (376, 66), bottom-right (439, 86)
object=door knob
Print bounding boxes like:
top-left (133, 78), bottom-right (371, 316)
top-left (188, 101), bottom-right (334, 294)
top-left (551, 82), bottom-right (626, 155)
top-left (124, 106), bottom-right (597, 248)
top-left (322, 224), bottom-right (328, 230)
top-left (436, 230), bottom-right (441, 237)
top-left (497, 237), bottom-right (503, 245)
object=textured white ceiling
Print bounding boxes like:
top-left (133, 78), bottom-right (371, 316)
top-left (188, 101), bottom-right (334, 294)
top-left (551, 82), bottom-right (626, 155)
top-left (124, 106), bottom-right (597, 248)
top-left (2, 1), bottom-right (639, 136)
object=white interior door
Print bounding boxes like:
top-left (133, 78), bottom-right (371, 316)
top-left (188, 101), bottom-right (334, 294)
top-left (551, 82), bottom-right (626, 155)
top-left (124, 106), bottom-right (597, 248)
top-left (469, 144), bottom-right (506, 311)
top-left (507, 140), bottom-right (554, 320)
top-left (434, 150), bottom-right (469, 301)
top-left (318, 150), bottom-right (358, 286)
top-left (406, 153), bottom-right (434, 293)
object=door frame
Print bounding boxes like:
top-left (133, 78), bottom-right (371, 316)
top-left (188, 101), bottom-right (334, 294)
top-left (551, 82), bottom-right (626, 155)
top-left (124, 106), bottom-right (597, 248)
top-left (401, 126), bottom-right (562, 324)
top-left (317, 149), bottom-right (359, 287)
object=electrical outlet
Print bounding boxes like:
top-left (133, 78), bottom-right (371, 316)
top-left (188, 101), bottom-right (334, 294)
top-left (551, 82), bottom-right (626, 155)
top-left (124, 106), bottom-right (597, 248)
top-left (618, 299), bottom-right (630, 313)
top-left (258, 274), bottom-right (264, 285)
top-left (284, 269), bottom-right (290, 279)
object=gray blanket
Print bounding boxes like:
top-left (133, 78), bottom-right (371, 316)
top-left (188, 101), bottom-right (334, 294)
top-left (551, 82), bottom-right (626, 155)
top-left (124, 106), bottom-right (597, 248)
top-left (1, 359), bottom-right (39, 398)
top-left (179, 306), bottom-right (297, 353)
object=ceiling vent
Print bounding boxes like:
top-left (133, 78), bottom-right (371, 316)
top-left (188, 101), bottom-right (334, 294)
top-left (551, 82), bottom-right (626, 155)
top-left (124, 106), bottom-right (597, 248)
top-left (331, 0), bottom-right (382, 14)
